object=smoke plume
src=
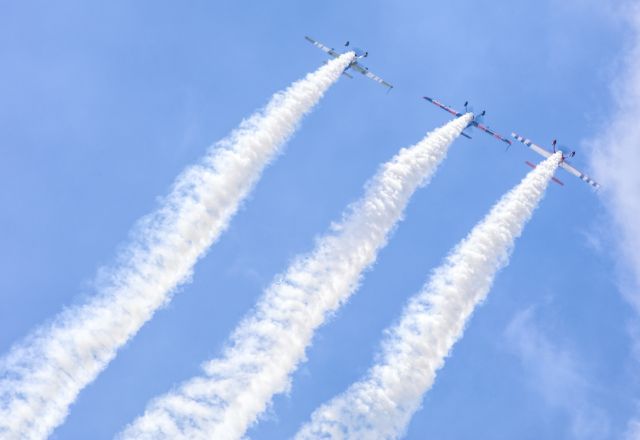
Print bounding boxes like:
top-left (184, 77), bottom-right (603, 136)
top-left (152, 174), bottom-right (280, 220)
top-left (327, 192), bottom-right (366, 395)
top-left (296, 152), bottom-right (561, 440)
top-left (118, 115), bottom-right (472, 440)
top-left (0, 52), bottom-right (355, 440)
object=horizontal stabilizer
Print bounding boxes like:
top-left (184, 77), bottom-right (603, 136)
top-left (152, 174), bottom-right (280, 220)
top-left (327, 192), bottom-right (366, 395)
top-left (525, 161), bottom-right (564, 186)
top-left (460, 132), bottom-right (472, 140)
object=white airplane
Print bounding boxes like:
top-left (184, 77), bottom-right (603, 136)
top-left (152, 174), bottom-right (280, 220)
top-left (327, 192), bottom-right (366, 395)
top-left (423, 96), bottom-right (512, 147)
top-left (305, 36), bottom-right (393, 90)
top-left (512, 133), bottom-right (600, 189)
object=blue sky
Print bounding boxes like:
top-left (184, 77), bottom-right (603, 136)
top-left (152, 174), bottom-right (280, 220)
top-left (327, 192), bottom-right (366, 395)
top-left (0, 1), bottom-right (637, 438)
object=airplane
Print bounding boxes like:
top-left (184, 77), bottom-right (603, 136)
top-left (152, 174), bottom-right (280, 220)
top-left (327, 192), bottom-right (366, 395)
top-left (304, 36), bottom-right (393, 90)
top-left (422, 96), bottom-right (512, 147)
top-left (512, 133), bottom-right (600, 189)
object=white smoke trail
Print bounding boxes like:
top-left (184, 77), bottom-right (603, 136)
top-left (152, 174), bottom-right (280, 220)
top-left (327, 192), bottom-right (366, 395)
top-left (0, 53), bottom-right (354, 440)
top-left (118, 115), bottom-right (473, 440)
top-left (296, 152), bottom-right (561, 440)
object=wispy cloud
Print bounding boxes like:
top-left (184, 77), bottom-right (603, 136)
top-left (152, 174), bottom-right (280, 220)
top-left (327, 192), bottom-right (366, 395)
top-left (626, 418), bottom-right (640, 440)
top-left (588, 3), bottom-right (640, 309)
top-left (587, 3), bottom-right (640, 436)
top-left (505, 307), bottom-right (610, 439)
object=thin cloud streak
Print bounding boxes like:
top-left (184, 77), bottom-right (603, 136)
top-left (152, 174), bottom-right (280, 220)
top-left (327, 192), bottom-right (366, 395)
top-left (587, 4), bottom-right (640, 437)
top-left (505, 307), bottom-right (610, 439)
top-left (589, 4), bottom-right (640, 309)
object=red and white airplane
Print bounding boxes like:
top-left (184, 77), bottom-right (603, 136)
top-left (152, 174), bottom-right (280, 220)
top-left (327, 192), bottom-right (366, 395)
top-left (423, 96), bottom-right (512, 147)
top-left (512, 133), bottom-right (600, 189)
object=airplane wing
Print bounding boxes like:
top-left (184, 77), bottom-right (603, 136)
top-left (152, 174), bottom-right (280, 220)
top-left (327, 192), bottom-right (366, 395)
top-left (422, 96), bottom-right (463, 118)
top-left (304, 36), bottom-right (340, 58)
top-left (512, 133), bottom-right (552, 159)
top-left (350, 62), bottom-right (393, 89)
top-left (559, 161), bottom-right (601, 189)
top-left (513, 133), bottom-right (600, 189)
top-left (473, 122), bottom-right (512, 146)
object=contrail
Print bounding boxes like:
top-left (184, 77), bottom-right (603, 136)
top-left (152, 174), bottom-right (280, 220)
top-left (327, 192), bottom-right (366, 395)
top-left (296, 152), bottom-right (561, 440)
top-left (118, 115), bottom-right (473, 440)
top-left (0, 52), bottom-right (354, 440)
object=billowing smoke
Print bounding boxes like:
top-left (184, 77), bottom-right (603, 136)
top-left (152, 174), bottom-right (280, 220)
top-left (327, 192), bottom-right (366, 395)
top-left (118, 115), bottom-right (473, 440)
top-left (296, 152), bottom-right (561, 440)
top-left (0, 52), bottom-right (355, 440)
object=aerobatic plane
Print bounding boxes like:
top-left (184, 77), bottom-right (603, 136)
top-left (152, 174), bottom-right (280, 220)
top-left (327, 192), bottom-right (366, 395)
top-left (304, 36), bottom-right (393, 90)
top-left (423, 96), bottom-right (512, 147)
top-left (512, 133), bottom-right (600, 189)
